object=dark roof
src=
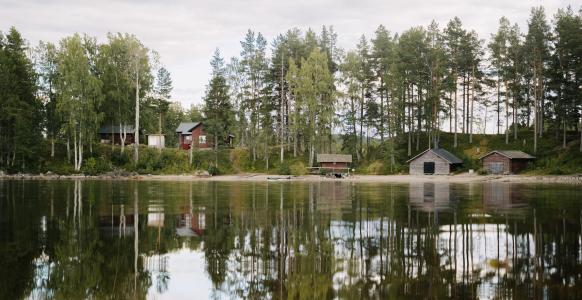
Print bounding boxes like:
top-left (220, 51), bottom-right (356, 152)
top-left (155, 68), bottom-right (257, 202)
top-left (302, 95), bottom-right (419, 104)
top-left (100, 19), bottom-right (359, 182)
top-left (406, 148), bottom-right (463, 164)
top-left (479, 150), bottom-right (535, 160)
top-left (317, 154), bottom-right (352, 163)
top-left (176, 122), bottom-right (201, 134)
top-left (99, 125), bottom-right (136, 134)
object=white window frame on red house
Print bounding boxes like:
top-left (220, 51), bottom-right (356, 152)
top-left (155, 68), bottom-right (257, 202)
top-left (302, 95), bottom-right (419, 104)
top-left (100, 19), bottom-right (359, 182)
top-left (199, 135), bottom-right (206, 144)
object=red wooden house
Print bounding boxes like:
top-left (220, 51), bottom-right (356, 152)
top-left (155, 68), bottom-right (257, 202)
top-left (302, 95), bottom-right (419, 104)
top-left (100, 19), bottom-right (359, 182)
top-left (176, 121), bottom-right (234, 150)
top-left (176, 122), bottom-right (209, 150)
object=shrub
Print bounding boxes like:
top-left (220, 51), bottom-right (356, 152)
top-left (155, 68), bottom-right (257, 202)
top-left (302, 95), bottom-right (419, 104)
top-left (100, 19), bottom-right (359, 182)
top-left (43, 160), bottom-right (76, 175)
top-left (208, 165), bottom-right (220, 176)
top-left (82, 157), bottom-right (111, 175)
top-left (278, 161), bottom-right (291, 175)
top-left (289, 161), bottom-right (308, 176)
top-left (367, 160), bottom-right (385, 175)
top-left (111, 151), bottom-right (130, 166)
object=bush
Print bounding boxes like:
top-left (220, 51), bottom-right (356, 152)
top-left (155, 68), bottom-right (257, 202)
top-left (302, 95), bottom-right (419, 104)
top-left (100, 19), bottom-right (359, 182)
top-left (208, 165), bottom-right (220, 176)
top-left (229, 148), bottom-right (251, 172)
top-left (43, 160), bottom-right (76, 175)
top-left (289, 161), bottom-right (308, 176)
top-left (111, 150), bottom-right (130, 166)
top-left (278, 161), bottom-right (291, 175)
top-left (367, 160), bottom-right (385, 175)
top-left (82, 157), bottom-right (112, 175)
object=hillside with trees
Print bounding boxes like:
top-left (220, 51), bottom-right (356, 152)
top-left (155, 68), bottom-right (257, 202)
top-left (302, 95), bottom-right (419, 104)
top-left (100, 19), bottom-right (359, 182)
top-left (1, 5), bottom-right (581, 175)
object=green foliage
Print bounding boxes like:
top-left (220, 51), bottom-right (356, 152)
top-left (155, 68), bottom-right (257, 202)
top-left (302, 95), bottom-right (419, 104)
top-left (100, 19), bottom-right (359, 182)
top-left (366, 161), bottom-right (385, 175)
top-left (229, 148), bottom-right (251, 172)
top-left (202, 49), bottom-right (234, 150)
top-left (207, 165), bottom-right (220, 176)
top-left (289, 161), bottom-right (308, 176)
top-left (278, 161), bottom-right (291, 175)
top-left (0, 27), bottom-right (44, 171)
top-left (111, 150), bottom-right (130, 166)
top-left (82, 157), bottom-right (111, 175)
top-left (42, 160), bottom-right (76, 175)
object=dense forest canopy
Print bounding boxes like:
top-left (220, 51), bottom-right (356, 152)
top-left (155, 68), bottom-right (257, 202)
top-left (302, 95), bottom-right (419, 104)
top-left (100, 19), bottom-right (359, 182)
top-left (0, 5), bottom-right (581, 173)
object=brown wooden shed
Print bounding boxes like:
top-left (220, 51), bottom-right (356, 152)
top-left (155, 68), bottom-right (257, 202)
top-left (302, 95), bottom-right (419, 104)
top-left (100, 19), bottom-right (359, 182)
top-left (98, 125), bottom-right (137, 145)
top-left (316, 154), bottom-right (352, 175)
top-left (479, 150), bottom-right (535, 174)
top-left (407, 148), bottom-right (463, 175)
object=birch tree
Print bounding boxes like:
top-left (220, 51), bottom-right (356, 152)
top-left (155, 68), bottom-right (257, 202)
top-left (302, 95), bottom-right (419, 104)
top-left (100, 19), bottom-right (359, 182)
top-left (56, 34), bottom-right (102, 171)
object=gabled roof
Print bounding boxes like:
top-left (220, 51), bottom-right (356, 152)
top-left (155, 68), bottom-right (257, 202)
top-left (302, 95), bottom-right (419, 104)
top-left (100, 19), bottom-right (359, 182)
top-left (176, 122), bottom-right (201, 134)
top-left (406, 148), bottom-right (463, 164)
top-left (99, 125), bottom-right (136, 134)
top-left (317, 154), bottom-right (353, 163)
top-left (479, 150), bottom-right (535, 160)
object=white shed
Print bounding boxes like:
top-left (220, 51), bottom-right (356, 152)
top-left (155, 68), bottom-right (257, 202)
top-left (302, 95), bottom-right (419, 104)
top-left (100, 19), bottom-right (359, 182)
top-left (147, 134), bottom-right (165, 148)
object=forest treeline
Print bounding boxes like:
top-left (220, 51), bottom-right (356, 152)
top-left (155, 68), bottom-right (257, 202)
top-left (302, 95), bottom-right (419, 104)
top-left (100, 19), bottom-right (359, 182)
top-left (1, 5), bottom-right (581, 174)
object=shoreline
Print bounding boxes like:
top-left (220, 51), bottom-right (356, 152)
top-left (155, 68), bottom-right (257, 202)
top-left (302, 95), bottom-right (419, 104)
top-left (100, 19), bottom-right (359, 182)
top-left (2, 173), bottom-right (582, 184)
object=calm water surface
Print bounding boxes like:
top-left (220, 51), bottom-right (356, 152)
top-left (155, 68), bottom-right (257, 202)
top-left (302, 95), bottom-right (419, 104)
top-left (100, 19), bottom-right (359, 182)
top-left (1, 180), bottom-right (582, 299)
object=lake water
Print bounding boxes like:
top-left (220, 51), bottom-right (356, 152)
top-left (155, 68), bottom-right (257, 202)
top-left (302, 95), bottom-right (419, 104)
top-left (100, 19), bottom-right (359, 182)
top-left (1, 180), bottom-right (582, 299)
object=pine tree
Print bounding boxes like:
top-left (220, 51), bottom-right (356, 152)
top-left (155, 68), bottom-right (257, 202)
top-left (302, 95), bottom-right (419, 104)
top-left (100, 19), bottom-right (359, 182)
top-left (444, 17), bottom-right (466, 148)
top-left (0, 27), bottom-right (43, 171)
top-left (154, 66), bottom-right (172, 135)
top-left (203, 49), bottom-right (234, 165)
top-left (372, 25), bottom-right (394, 142)
top-left (525, 7), bottom-right (551, 153)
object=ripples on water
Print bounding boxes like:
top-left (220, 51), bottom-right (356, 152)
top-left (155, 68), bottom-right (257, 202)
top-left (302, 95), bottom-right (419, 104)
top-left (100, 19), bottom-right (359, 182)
top-left (1, 180), bottom-right (581, 299)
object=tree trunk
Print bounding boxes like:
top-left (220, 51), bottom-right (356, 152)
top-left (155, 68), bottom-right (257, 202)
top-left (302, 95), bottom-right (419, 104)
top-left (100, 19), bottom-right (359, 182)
top-left (215, 135), bottom-right (219, 168)
top-left (407, 84), bottom-right (411, 156)
top-left (454, 77), bottom-right (458, 148)
top-left (309, 141), bottom-right (314, 167)
top-left (50, 138), bottom-right (55, 158)
top-left (66, 138), bottom-right (70, 163)
top-left (497, 77), bottom-right (501, 135)
top-left (360, 87), bottom-right (364, 159)
top-left (134, 67), bottom-right (140, 165)
top-left (462, 75), bottom-right (466, 134)
top-left (533, 56), bottom-right (538, 153)
top-left (470, 66), bottom-right (475, 144)
top-left (78, 131), bottom-right (83, 172)
top-left (563, 118), bottom-right (566, 149)
top-left (120, 123), bottom-right (126, 153)
top-left (449, 92), bottom-right (453, 132)
top-left (73, 131), bottom-right (78, 171)
top-left (380, 77), bottom-right (385, 142)
top-left (505, 80), bottom-right (509, 145)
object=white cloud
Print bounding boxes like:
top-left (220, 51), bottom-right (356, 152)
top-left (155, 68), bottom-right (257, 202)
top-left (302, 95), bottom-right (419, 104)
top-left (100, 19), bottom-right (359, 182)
top-left (0, 0), bottom-right (573, 107)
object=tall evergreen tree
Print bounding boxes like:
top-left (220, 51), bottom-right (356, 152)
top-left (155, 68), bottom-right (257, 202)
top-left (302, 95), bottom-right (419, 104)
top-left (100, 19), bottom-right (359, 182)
top-left (0, 27), bottom-right (43, 171)
top-left (203, 49), bottom-right (234, 165)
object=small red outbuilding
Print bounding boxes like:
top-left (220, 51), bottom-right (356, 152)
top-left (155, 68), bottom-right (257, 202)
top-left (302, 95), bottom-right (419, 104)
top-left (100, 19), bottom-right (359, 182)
top-left (479, 150), bottom-right (535, 174)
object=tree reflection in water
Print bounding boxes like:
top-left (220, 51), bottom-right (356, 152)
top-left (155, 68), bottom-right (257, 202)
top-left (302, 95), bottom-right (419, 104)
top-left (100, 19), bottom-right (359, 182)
top-left (1, 180), bottom-right (582, 299)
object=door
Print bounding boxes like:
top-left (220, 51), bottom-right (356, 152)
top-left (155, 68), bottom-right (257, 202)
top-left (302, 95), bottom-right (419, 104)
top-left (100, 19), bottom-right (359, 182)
top-left (489, 162), bottom-right (503, 174)
top-left (423, 162), bottom-right (435, 174)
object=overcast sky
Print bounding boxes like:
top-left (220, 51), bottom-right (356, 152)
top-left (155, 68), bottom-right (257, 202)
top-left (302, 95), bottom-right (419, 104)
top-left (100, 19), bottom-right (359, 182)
top-left (0, 0), bottom-right (573, 108)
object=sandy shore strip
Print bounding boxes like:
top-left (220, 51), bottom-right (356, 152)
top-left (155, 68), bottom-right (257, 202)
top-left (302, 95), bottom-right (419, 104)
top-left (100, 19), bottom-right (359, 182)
top-left (2, 173), bottom-right (582, 184)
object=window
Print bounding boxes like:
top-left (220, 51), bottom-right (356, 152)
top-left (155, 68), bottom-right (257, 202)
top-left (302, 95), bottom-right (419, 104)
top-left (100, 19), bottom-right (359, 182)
top-left (199, 135), bottom-right (206, 144)
top-left (184, 135), bottom-right (192, 142)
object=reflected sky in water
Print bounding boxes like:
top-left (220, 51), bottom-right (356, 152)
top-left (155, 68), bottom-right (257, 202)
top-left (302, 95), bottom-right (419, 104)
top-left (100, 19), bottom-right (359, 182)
top-left (1, 180), bottom-right (582, 299)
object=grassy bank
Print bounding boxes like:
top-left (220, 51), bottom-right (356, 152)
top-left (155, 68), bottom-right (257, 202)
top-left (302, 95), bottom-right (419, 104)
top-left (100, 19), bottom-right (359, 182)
top-left (37, 144), bottom-right (313, 176)
top-left (16, 129), bottom-right (582, 176)
top-left (357, 129), bottom-right (582, 175)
